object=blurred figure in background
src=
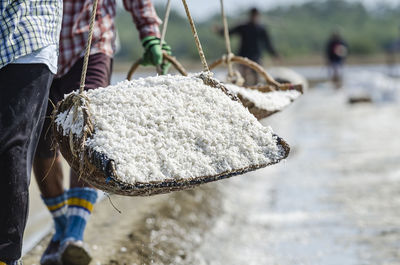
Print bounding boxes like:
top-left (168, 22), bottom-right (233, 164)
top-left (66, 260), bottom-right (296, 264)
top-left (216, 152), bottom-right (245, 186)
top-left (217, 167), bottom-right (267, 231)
top-left (325, 30), bottom-right (348, 88)
top-left (215, 7), bottom-right (280, 85)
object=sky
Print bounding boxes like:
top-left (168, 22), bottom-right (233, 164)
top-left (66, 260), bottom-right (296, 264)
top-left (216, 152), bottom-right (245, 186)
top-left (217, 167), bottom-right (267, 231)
top-left (150, 0), bottom-right (399, 21)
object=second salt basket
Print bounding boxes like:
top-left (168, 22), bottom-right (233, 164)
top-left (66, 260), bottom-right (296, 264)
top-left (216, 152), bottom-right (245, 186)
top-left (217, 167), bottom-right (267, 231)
top-left (209, 55), bottom-right (303, 120)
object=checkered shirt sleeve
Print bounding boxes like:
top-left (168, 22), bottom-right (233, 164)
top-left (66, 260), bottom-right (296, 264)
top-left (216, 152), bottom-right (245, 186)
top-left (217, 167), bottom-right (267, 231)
top-left (58, 0), bottom-right (161, 77)
top-left (123, 0), bottom-right (162, 39)
top-left (0, 0), bottom-right (63, 69)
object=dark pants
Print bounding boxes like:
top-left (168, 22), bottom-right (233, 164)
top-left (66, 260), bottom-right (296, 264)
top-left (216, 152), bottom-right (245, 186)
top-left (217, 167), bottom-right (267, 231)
top-left (0, 64), bottom-right (53, 261)
top-left (238, 56), bottom-right (261, 86)
top-left (36, 53), bottom-right (112, 158)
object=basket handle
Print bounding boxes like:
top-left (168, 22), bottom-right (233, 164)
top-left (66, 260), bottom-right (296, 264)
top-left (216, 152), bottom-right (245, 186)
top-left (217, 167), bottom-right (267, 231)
top-left (127, 51), bottom-right (188, 80)
top-left (209, 55), bottom-right (303, 93)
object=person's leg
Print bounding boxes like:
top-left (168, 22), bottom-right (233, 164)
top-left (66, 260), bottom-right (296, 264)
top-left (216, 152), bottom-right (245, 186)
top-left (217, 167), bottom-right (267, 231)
top-left (34, 155), bottom-right (65, 198)
top-left (64, 187), bottom-right (98, 242)
top-left (238, 64), bottom-right (249, 85)
top-left (0, 64), bottom-right (53, 263)
top-left (61, 53), bottom-right (112, 241)
top-left (34, 82), bottom-right (66, 200)
top-left (32, 76), bottom-right (69, 265)
top-left (239, 64), bottom-right (258, 86)
top-left (59, 53), bottom-right (112, 265)
top-left (32, 53), bottom-right (112, 264)
top-left (59, 186), bottom-right (97, 265)
top-left (332, 62), bottom-right (342, 88)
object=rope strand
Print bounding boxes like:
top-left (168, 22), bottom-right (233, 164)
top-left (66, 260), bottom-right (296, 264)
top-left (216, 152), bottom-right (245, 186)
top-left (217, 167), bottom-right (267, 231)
top-left (220, 0), bottom-right (234, 78)
top-left (181, 0), bottom-right (209, 72)
top-left (157, 0), bottom-right (172, 75)
top-left (160, 0), bottom-right (172, 45)
top-left (79, 0), bottom-right (99, 93)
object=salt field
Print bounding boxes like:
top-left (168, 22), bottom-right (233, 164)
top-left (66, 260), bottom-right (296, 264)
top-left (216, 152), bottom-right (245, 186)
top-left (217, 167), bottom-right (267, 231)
top-left (24, 70), bottom-right (400, 264)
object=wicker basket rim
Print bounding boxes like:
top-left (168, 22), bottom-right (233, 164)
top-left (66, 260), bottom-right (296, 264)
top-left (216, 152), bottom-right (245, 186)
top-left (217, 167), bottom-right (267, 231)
top-left (87, 134), bottom-right (289, 191)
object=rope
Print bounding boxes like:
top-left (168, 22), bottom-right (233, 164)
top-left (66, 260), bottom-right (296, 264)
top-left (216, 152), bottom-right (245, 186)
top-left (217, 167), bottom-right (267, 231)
top-left (79, 0), bottom-right (99, 93)
top-left (220, 0), bottom-right (234, 78)
top-left (160, 0), bottom-right (172, 45)
top-left (66, 0), bottom-right (98, 176)
top-left (157, 0), bottom-right (172, 74)
top-left (181, 0), bottom-right (210, 72)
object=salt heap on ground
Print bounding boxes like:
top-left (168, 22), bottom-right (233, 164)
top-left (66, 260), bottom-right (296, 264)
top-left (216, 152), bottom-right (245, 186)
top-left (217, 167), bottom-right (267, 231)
top-left (226, 84), bottom-right (301, 112)
top-left (55, 74), bottom-right (287, 185)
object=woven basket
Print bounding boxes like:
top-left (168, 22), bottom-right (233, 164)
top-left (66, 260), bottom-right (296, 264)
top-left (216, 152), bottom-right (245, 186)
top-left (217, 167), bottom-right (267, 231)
top-left (236, 94), bottom-right (277, 120)
top-left (209, 55), bottom-right (303, 92)
top-left (52, 73), bottom-right (290, 196)
top-left (209, 55), bottom-right (303, 119)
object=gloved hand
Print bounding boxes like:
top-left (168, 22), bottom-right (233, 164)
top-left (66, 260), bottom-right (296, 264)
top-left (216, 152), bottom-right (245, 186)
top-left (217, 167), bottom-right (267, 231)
top-left (141, 36), bottom-right (172, 75)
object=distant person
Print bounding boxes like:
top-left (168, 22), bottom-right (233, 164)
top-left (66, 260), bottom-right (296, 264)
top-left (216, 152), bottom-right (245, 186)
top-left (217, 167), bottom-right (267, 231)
top-left (215, 7), bottom-right (280, 85)
top-left (325, 31), bottom-right (348, 87)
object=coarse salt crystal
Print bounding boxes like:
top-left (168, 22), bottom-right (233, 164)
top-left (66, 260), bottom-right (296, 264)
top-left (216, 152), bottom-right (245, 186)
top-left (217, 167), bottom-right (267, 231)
top-left (55, 74), bottom-right (286, 184)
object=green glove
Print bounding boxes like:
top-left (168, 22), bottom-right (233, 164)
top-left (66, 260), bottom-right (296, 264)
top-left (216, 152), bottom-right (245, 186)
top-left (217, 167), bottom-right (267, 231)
top-left (141, 36), bottom-right (172, 75)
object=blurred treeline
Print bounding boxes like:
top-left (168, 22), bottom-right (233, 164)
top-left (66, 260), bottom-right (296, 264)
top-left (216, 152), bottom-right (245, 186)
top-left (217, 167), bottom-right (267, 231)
top-left (115, 0), bottom-right (400, 63)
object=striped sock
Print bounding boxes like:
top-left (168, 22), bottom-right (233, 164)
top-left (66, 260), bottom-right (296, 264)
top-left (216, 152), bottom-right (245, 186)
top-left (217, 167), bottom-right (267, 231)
top-left (63, 187), bottom-right (98, 242)
top-left (42, 192), bottom-right (68, 242)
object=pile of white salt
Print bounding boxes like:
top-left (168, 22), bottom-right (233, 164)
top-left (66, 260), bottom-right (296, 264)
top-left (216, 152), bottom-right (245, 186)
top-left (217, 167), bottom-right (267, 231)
top-left (226, 84), bottom-right (301, 112)
top-left (55, 74), bottom-right (287, 184)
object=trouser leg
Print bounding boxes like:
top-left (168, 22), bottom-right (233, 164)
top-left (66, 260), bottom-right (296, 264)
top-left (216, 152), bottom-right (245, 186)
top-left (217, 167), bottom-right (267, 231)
top-left (0, 64), bottom-right (53, 261)
top-left (32, 54), bottom-right (111, 256)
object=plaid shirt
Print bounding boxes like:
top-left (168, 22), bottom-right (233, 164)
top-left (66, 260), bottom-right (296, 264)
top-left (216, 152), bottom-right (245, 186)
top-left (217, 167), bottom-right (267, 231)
top-left (0, 0), bottom-right (62, 69)
top-left (58, 0), bottom-right (161, 77)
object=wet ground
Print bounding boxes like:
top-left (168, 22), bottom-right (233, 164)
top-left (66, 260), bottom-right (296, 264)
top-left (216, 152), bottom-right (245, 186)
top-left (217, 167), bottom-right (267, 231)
top-left (24, 83), bottom-right (400, 264)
